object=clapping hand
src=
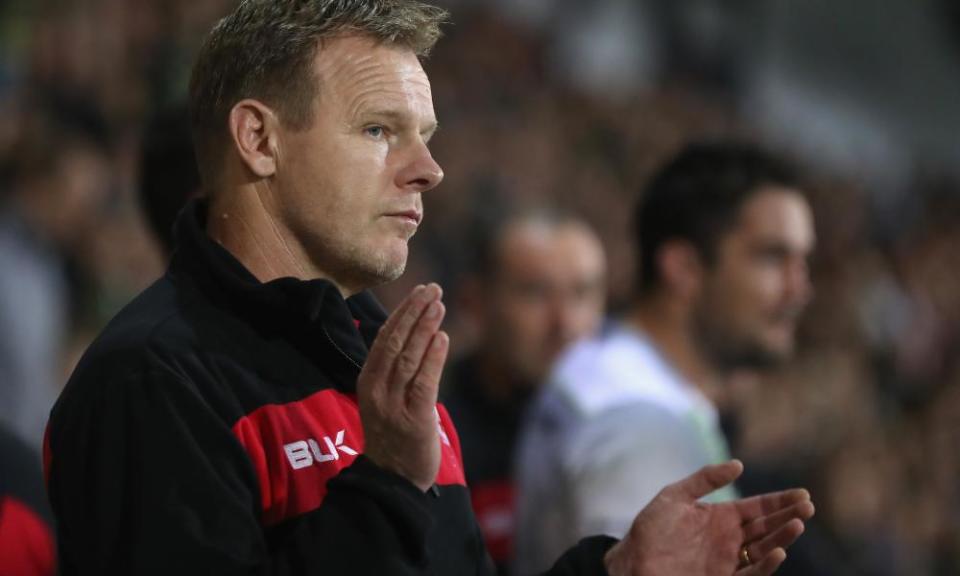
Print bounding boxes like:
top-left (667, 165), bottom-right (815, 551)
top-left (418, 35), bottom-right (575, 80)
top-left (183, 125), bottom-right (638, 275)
top-left (604, 460), bottom-right (814, 576)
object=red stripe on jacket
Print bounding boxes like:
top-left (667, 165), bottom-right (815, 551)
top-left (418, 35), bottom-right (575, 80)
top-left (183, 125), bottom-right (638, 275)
top-left (232, 389), bottom-right (465, 526)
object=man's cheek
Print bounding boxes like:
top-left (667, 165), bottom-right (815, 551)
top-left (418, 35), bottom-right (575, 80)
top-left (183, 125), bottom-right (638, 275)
top-left (741, 268), bottom-right (782, 302)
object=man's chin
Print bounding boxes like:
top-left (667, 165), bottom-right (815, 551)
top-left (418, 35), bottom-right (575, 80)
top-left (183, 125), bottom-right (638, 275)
top-left (373, 251), bottom-right (409, 284)
top-left (341, 251), bottom-right (407, 291)
top-left (747, 340), bottom-right (794, 368)
top-left (718, 336), bottom-right (794, 371)
top-left (368, 241), bottom-right (408, 279)
top-left (380, 261), bottom-right (406, 283)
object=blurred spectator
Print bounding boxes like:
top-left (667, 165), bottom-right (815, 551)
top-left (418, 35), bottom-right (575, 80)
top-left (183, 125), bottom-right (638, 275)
top-left (514, 141), bottom-right (815, 574)
top-left (442, 207), bottom-right (606, 574)
top-left (0, 117), bottom-right (110, 451)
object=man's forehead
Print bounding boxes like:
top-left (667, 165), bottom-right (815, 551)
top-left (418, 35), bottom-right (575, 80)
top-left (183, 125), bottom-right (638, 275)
top-left (738, 187), bottom-right (809, 224)
top-left (733, 187), bottom-right (815, 247)
top-left (311, 35), bottom-right (436, 129)
top-left (499, 222), bottom-right (601, 272)
top-left (314, 35), bottom-right (431, 94)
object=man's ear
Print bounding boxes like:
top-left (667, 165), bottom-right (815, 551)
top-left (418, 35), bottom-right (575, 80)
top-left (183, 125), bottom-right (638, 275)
top-left (228, 99), bottom-right (280, 178)
top-left (657, 240), bottom-right (704, 301)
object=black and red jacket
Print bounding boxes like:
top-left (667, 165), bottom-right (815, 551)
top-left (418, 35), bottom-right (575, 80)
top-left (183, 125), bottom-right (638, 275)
top-left (0, 426), bottom-right (56, 576)
top-left (45, 200), bottom-right (614, 575)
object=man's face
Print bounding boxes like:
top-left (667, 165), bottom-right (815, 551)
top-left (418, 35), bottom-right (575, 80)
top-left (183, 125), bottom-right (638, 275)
top-left (695, 187), bottom-right (815, 368)
top-left (272, 35), bottom-right (442, 293)
top-left (483, 220), bottom-right (607, 386)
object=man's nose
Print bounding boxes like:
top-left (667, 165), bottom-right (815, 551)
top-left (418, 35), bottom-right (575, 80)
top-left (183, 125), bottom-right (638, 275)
top-left (396, 142), bottom-right (444, 193)
top-left (552, 298), bottom-right (587, 346)
top-left (786, 258), bottom-right (813, 306)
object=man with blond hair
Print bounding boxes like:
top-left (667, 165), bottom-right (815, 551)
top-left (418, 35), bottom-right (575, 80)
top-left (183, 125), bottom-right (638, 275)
top-left (46, 2), bottom-right (812, 575)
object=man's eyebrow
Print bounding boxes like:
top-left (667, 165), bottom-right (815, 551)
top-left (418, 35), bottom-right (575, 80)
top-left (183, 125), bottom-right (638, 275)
top-left (423, 121), bottom-right (439, 141)
top-left (358, 108), bottom-right (438, 136)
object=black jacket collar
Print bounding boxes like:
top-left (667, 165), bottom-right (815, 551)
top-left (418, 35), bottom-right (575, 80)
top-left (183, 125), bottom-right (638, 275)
top-left (170, 199), bottom-right (387, 389)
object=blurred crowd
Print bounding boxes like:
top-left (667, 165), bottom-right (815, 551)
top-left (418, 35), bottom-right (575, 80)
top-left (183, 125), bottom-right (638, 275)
top-left (0, 1), bottom-right (958, 575)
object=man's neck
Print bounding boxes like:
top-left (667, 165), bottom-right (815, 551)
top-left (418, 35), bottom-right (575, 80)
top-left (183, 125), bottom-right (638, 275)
top-left (625, 297), bottom-right (724, 403)
top-left (474, 346), bottom-right (534, 408)
top-left (206, 183), bottom-right (348, 296)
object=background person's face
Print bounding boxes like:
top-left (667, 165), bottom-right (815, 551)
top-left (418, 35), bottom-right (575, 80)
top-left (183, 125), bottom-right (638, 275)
top-left (272, 35), bottom-right (443, 293)
top-left (484, 220), bottom-right (607, 386)
top-left (695, 187), bottom-right (815, 368)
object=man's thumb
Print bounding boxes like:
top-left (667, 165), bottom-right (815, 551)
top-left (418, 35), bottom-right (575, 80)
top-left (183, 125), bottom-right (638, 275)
top-left (669, 460), bottom-right (744, 501)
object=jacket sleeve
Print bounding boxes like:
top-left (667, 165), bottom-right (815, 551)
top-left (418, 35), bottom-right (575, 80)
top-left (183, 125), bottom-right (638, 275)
top-left (535, 536), bottom-right (618, 576)
top-left (46, 359), bottom-right (436, 576)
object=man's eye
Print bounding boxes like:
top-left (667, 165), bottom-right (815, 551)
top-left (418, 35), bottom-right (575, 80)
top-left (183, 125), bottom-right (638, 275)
top-left (364, 126), bottom-right (385, 138)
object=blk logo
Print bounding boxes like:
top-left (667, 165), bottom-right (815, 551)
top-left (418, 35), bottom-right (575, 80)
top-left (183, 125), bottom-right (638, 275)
top-left (284, 430), bottom-right (358, 470)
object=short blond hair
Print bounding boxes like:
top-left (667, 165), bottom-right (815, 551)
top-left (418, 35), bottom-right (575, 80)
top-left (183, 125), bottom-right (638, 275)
top-left (189, 0), bottom-right (448, 182)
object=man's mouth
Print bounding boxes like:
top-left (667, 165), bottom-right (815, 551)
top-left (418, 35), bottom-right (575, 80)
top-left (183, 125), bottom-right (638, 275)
top-left (385, 210), bottom-right (422, 226)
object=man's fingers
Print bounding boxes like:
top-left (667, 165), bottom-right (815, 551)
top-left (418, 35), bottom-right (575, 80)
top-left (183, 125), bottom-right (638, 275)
top-left (735, 547), bottom-right (786, 576)
top-left (407, 331), bottom-right (449, 413)
top-left (390, 300), bottom-right (446, 400)
top-left (733, 488), bottom-right (811, 522)
top-left (666, 460), bottom-right (744, 501)
top-left (742, 499), bottom-right (815, 543)
top-left (365, 284), bottom-right (440, 387)
top-left (363, 284), bottom-right (426, 380)
top-left (745, 518), bottom-right (805, 564)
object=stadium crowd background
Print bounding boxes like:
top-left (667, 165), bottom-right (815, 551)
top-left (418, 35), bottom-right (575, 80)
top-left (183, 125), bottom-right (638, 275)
top-left (0, 0), bottom-right (958, 574)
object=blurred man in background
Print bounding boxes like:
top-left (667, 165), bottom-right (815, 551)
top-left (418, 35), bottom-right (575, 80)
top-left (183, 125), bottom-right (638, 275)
top-left (515, 141), bottom-right (816, 574)
top-left (0, 122), bottom-right (110, 452)
top-left (443, 207), bottom-right (607, 573)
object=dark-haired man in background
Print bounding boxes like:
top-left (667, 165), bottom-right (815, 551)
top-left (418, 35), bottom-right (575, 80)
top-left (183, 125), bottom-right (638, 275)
top-left (516, 141), bottom-right (817, 574)
top-left (46, 2), bottom-right (812, 574)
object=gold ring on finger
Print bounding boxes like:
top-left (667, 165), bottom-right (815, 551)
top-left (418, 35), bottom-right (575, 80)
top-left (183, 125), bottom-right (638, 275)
top-left (739, 546), bottom-right (752, 567)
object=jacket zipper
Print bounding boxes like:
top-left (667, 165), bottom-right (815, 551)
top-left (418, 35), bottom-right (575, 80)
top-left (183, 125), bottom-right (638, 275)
top-left (321, 325), bottom-right (363, 371)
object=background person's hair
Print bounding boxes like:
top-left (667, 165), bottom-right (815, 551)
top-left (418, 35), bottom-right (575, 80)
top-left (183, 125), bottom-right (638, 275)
top-left (468, 203), bottom-right (587, 282)
top-left (188, 0), bottom-right (448, 184)
top-left (634, 141), bottom-right (803, 294)
top-left (139, 104), bottom-right (200, 256)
